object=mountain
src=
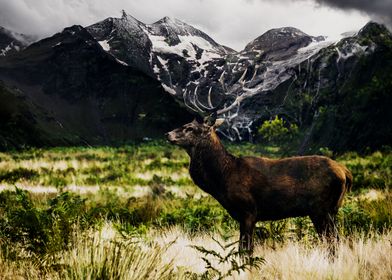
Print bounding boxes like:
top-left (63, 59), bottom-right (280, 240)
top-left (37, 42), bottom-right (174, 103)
top-left (85, 15), bottom-right (340, 141)
top-left (0, 26), bottom-right (35, 56)
top-left (86, 12), bottom-right (234, 96)
top-left (90, 15), bottom-right (391, 152)
top-left (243, 27), bottom-right (325, 60)
top-left (284, 22), bottom-right (392, 152)
top-left (0, 25), bottom-right (192, 149)
top-left (0, 14), bottom-right (391, 152)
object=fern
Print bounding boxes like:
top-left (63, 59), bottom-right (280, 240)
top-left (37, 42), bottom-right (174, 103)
top-left (190, 238), bottom-right (264, 279)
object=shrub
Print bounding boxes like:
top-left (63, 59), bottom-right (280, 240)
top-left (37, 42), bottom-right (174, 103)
top-left (157, 196), bottom-right (236, 233)
top-left (0, 188), bottom-right (92, 255)
top-left (258, 116), bottom-right (299, 145)
top-left (339, 193), bottom-right (392, 234)
top-left (187, 238), bottom-right (264, 279)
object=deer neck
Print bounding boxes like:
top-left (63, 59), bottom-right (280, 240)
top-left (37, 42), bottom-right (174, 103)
top-left (188, 130), bottom-right (234, 195)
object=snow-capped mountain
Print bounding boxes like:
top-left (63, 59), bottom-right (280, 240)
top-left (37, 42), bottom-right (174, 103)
top-left (86, 12), bottom-right (234, 95)
top-left (243, 27), bottom-right (325, 59)
top-left (0, 26), bottom-right (35, 56)
top-left (85, 14), bottom-right (391, 150)
top-left (85, 13), bottom-right (333, 139)
top-left (0, 14), bottom-right (391, 151)
top-left (85, 13), bottom-right (363, 139)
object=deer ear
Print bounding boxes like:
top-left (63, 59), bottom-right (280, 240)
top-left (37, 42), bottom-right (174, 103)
top-left (214, 118), bottom-right (225, 128)
top-left (194, 115), bottom-right (204, 124)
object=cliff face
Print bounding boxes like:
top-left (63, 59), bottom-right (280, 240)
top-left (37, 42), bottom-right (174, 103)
top-left (257, 22), bottom-right (392, 152)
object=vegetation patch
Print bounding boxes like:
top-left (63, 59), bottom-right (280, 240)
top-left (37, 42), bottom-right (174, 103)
top-left (0, 143), bottom-right (390, 279)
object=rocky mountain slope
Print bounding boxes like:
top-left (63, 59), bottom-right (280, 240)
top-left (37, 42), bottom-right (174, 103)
top-left (0, 25), bottom-right (192, 149)
top-left (0, 12), bottom-right (391, 152)
top-left (86, 12), bottom-right (234, 94)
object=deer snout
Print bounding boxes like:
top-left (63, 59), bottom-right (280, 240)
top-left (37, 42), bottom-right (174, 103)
top-left (166, 131), bottom-right (177, 143)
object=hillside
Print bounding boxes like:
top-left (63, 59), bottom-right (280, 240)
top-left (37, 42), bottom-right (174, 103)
top-left (0, 25), bottom-right (192, 149)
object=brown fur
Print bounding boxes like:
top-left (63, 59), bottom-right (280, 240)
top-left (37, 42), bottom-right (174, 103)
top-left (167, 120), bottom-right (353, 253)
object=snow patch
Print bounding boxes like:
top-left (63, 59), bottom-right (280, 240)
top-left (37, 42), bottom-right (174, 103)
top-left (297, 39), bottom-right (334, 57)
top-left (148, 33), bottom-right (221, 62)
top-left (99, 40), bottom-right (111, 51)
top-left (162, 84), bottom-right (176, 95)
top-left (336, 42), bottom-right (370, 63)
top-left (153, 64), bottom-right (160, 74)
top-left (157, 55), bottom-right (169, 67)
top-left (115, 58), bottom-right (128, 66)
top-left (0, 44), bottom-right (12, 56)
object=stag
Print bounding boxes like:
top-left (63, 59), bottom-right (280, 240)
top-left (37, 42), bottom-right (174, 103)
top-left (167, 112), bottom-right (352, 254)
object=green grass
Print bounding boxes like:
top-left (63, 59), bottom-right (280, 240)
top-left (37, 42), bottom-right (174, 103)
top-left (338, 149), bottom-right (392, 190)
top-left (0, 142), bottom-right (190, 188)
top-left (0, 142), bottom-right (390, 190)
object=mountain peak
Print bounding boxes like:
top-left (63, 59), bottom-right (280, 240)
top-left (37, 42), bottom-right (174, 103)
top-left (161, 16), bottom-right (176, 22)
top-left (121, 10), bottom-right (136, 20)
top-left (119, 11), bottom-right (144, 25)
top-left (358, 21), bottom-right (391, 38)
top-left (243, 26), bottom-right (314, 57)
top-left (153, 16), bottom-right (187, 27)
top-left (63, 25), bottom-right (85, 33)
top-left (265, 27), bottom-right (309, 37)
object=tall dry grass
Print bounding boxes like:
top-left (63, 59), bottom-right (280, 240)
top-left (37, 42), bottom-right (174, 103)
top-left (58, 224), bottom-right (175, 280)
top-left (1, 223), bottom-right (391, 279)
top-left (151, 226), bottom-right (392, 279)
top-left (254, 232), bottom-right (391, 279)
top-left (0, 222), bottom-right (177, 280)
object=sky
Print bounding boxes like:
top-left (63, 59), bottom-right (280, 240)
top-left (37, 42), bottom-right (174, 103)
top-left (0, 0), bottom-right (390, 51)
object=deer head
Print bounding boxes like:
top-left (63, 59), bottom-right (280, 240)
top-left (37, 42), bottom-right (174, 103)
top-left (167, 114), bottom-right (225, 148)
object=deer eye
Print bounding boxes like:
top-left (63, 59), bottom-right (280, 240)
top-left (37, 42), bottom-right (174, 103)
top-left (184, 127), bottom-right (194, 133)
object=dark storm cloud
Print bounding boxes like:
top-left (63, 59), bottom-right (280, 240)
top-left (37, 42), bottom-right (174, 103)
top-left (314, 0), bottom-right (392, 24)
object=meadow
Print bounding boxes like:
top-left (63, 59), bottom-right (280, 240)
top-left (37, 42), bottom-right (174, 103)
top-left (0, 142), bottom-right (391, 279)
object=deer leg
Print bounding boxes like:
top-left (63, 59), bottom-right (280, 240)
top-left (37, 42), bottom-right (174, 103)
top-left (311, 213), bottom-right (338, 239)
top-left (239, 216), bottom-right (256, 255)
top-left (311, 213), bottom-right (339, 256)
top-left (326, 213), bottom-right (338, 240)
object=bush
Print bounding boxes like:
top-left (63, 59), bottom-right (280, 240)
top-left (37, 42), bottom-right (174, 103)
top-left (339, 192), bottom-right (392, 234)
top-left (0, 188), bottom-right (92, 255)
top-left (338, 150), bottom-right (391, 189)
top-left (258, 116), bottom-right (299, 151)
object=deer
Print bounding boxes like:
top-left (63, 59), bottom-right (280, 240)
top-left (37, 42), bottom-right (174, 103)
top-left (167, 112), bottom-right (352, 254)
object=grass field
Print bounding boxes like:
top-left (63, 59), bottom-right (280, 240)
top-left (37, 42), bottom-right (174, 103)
top-left (0, 142), bottom-right (391, 279)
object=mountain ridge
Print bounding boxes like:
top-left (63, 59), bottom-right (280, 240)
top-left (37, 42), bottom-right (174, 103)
top-left (0, 15), bottom-right (391, 152)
